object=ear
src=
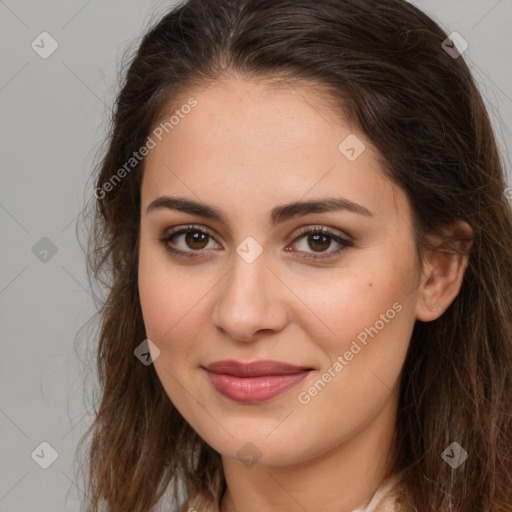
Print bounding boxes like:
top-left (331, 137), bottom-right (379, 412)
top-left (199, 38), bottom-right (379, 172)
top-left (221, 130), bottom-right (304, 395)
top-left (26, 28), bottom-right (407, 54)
top-left (415, 219), bottom-right (474, 322)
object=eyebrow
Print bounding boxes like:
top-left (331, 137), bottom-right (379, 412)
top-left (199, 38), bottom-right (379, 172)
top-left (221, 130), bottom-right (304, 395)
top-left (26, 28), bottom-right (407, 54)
top-left (146, 196), bottom-right (373, 225)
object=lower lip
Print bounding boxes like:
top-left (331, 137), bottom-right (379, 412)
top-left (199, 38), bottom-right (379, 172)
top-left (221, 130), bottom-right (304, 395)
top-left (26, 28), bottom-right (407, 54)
top-left (205, 369), bottom-right (311, 403)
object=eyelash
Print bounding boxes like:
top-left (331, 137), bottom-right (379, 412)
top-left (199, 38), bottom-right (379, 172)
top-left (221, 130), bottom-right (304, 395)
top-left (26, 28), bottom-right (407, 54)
top-left (157, 224), bottom-right (353, 262)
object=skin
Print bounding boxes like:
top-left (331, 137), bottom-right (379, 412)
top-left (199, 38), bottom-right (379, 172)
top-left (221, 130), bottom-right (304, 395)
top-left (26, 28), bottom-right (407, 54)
top-left (137, 75), bottom-right (473, 512)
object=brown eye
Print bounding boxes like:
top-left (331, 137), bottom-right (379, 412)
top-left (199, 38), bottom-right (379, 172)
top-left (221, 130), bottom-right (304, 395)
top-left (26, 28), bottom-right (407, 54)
top-left (289, 226), bottom-right (353, 261)
top-left (159, 225), bottom-right (219, 258)
top-left (182, 230), bottom-right (209, 250)
top-left (306, 233), bottom-right (331, 252)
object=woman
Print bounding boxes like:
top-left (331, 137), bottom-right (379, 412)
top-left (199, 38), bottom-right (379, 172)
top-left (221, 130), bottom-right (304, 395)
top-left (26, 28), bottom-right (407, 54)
top-left (78, 0), bottom-right (512, 510)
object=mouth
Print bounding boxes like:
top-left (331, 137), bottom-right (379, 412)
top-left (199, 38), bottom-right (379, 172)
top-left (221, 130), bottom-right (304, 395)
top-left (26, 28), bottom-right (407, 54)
top-left (202, 360), bottom-right (314, 403)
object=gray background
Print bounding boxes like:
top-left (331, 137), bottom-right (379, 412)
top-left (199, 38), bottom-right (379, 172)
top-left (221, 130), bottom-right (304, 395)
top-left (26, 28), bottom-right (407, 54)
top-left (0, 1), bottom-right (511, 511)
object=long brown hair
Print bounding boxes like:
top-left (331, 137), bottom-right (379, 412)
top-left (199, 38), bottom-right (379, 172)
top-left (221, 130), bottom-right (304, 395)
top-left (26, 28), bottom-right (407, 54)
top-left (76, 0), bottom-right (512, 510)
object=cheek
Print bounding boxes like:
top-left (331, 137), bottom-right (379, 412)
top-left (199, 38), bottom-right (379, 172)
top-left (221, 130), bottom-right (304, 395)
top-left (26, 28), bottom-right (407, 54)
top-left (289, 249), bottom-right (417, 410)
top-left (137, 248), bottom-right (210, 417)
top-left (137, 242), bottom-right (210, 346)
top-left (289, 272), bottom-right (413, 451)
top-left (138, 264), bottom-right (178, 343)
top-left (294, 268), bottom-right (409, 356)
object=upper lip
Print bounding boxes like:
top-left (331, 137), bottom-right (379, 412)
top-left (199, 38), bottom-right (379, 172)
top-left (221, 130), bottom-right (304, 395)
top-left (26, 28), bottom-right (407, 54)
top-left (203, 360), bottom-right (313, 377)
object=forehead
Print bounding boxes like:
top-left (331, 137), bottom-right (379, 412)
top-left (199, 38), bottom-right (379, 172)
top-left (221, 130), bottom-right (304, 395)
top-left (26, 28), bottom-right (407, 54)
top-left (141, 76), bottom-right (404, 222)
top-left (159, 76), bottom-right (349, 154)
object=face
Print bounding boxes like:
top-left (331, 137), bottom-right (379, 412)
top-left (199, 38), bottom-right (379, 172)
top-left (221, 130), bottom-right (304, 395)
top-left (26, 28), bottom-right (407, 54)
top-left (138, 76), bottom-right (422, 468)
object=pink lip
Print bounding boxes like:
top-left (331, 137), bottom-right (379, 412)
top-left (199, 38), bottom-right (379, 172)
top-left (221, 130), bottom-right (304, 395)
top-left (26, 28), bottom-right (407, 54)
top-left (203, 360), bottom-right (313, 403)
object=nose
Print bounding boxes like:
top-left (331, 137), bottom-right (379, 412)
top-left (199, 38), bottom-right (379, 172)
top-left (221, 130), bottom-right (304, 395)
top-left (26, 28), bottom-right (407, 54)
top-left (211, 251), bottom-right (288, 343)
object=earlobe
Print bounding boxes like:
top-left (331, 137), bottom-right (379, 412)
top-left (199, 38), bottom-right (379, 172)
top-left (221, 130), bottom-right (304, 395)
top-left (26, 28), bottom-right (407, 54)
top-left (415, 220), bottom-right (473, 322)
